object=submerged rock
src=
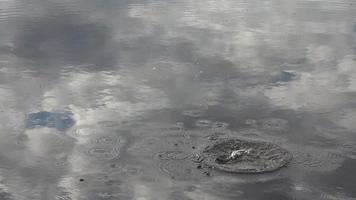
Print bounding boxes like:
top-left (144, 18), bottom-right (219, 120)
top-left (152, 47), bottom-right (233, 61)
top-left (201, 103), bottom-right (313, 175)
top-left (25, 111), bottom-right (75, 131)
top-left (200, 139), bottom-right (292, 174)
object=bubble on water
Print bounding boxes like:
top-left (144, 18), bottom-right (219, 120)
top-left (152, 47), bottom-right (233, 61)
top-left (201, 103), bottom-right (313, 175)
top-left (181, 110), bottom-right (204, 117)
top-left (260, 118), bottom-right (289, 133)
top-left (155, 151), bottom-right (189, 160)
top-left (195, 119), bottom-right (213, 128)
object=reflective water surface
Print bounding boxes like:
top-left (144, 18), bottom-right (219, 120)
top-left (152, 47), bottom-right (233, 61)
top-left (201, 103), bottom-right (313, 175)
top-left (0, 0), bottom-right (356, 199)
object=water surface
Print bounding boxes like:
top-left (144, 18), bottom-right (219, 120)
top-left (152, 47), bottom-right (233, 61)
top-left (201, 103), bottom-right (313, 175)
top-left (0, 0), bottom-right (356, 199)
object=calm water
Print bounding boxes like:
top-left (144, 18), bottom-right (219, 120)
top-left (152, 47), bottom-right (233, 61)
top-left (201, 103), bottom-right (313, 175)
top-left (0, 0), bottom-right (356, 199)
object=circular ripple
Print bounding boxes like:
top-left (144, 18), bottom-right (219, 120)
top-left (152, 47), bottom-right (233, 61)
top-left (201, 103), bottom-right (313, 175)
top-left (290, 147), bottom-right (344, 172)
top-left (75, 127), bottom-right (96, 137)
top-left (261, 118), bottom-right (289, 133)
top-left (195, 119), bottom-right (213, 128)
top-left (87, 147), bottom-right (120, 160)
top-left (155, 151), bottom-right (189, 160)
top-left (159, 160), bottom-right (207, 180)
top-left (92, 136), bottom-right (119, 145)
top-left (181, 110), bottom-right (204, 117)
top-left (212, 122), bottom-right (229, 129)
top-left (200, 138), bottom-right (292, 174)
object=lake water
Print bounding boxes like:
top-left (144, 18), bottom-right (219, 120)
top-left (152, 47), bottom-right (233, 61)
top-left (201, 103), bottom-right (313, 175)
top-left (0, 0), bottom-right (356, 199)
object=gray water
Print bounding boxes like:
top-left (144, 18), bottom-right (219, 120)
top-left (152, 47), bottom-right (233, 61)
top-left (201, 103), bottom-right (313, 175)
top-left (0, 0), bottom-right (356, 199)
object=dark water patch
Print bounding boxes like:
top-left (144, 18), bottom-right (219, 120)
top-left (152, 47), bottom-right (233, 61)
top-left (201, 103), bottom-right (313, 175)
top-left (272, 70), bottom-right (297, 83)
top-left (200, 138), bottom-right (292, 174)
top-left (170, 191), bottom-right (195, 200)
top-left (12, 12), bottom-right (117, 70)
top-left (25, 111), bottom-right (75, 131)
top-left (0, 189), bottom-right (13, 200)
top-left (236, 178), bottom-right (294, 200)
top-left (309, 158), bottom-right (356, 198)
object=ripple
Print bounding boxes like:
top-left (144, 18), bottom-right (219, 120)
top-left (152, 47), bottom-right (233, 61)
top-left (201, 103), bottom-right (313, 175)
top-left (195, 119), bottom-right (213, 128)
top-left (109, 164), bottom-right (143, 177)
top-left (290, 147), bottom-right (344, 172)
top-left (87, 147), bottom-right (120, 160)
top-left (75, 126), bottom-right (96, 137)
top-left (200, 138), bottom-right (292, 173)
top-left (212, 122), bottom-right (229, 129)
top-left (260, 118), bottom-right (289, 133)
top-left (159, 160), bottom-right (208, 181)
top-left (155, 151), bottom-right (189, 160)
top-left (181, 110), bottom-right (204, 117)
top-left (245, 119), bottom-right (257, 126)
top-left (92, 136), bottom-right (119, 145)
